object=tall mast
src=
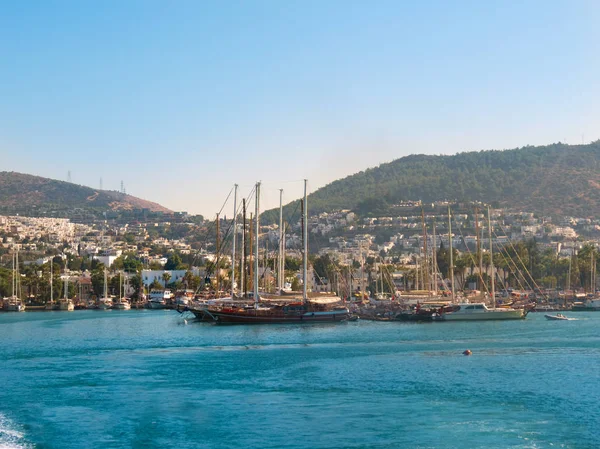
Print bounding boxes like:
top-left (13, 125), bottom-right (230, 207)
top-left (249, 212), bottom-right (253, 295)
top-left (241, 199), bottom-right (246, 297)
top-left (590, 248), bottom-right (594, 293)
top-left (448, 206), bottom-right (455, 302)
top-left (475, 207), bottom-right (481, 291)
top-left (16, 248), bottom-right (19, 299)
top-left (488, 207), bottom-right (495, 307)
top-left (66, 269), bottom-right (70, 299)
top-left (303, 179), bottom-right (308, 303)
top-left (254, 182), bottom-right (260, 307)
top-left (282, 223), bottom-right (286, 290)
top-left (231, 184), bottom-right (238, 299)
top-left (215, 213), bottom-right (220, 295)
top-left (12, 247), bottom-right (15, 298)
top-left (50, 257), bottom-right (53, 303)
top-left (421, 209), bottom-right (429, 292)
top-left (103, 267), bottom-right (107, 299)
top-left (278, 189), bottom-right (284, 292)
top-left (432, 221), bottom-right (438, 295)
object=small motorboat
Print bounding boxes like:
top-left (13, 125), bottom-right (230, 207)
top-left (545, 313), bottom-right (576, 321)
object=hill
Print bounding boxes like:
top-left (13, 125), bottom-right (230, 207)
top-left (264, 141), bottom-right (600, 221)
top-left (0, 172), bottom-right (172, 217)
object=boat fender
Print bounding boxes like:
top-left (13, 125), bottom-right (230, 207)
top-left (463, 349), bottom-right (472, 356)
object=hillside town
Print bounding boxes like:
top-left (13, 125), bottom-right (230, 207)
top-left (1, 200), bottom-right (600, 312)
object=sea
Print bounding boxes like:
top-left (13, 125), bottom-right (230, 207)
top-left (0, 310), bottom-right (599, 449)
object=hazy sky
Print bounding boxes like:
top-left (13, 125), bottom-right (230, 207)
top-left (1, 1), bottom-right (599, 216)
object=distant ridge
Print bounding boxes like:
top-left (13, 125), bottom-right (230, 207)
top-left (0, 172), bottom-right (172, 216)
top-left (264, 141), bottom-right (600, 220)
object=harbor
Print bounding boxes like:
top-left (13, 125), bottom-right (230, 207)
top-left (1, 309), bottom-right (599, 449)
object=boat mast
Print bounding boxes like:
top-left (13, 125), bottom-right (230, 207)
top-left (432, 221), bottom-right (438, 295)
top-left (254, 182), bottom-right (260, 307)
top-left (103, 267), bottom-right (107, 299)
top-left (249, 212), bottom-right (253, 294)
top-left (302, 179), bottom-right (308, 304)
top-left (475, 207), bottom-right (480, 291)
top-left (421, 209), bottom-right (429, 292)
top-left (278, 189), bottom-right (284, 292)
top-left (66, 269), bottom-right (70, 299)
top-left (12, 247), bottom-right (15, 298)
top-left (241, 199), bottom-right (246, 297)
top-left (215, 213), bottom-right (220, 296)
top-left (231, 184), bottom-right (238, 299)
top-left (488, 207), bottom-right (495, 308)
top-left (448, 206), bottom-right (455, 302)
top-left (50, 257), bottom-right (53, 303)
top-left (16, 247), bottom-right (20, 299)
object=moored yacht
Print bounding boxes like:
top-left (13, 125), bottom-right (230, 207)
top-left (96, 268), bottom-right (113, 310)
top-left (112, 298), bottom-right (131, 310)
top-left (58, 298), bottom-right (75, 311)
top-left (438, 302), bottom-right (527, 320)
top-left (147, 289), bottom-right (168, 309)
top-left (571, 298), bottom-right (600, 311)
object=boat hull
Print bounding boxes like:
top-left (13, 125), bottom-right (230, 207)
top-left (441, 309), bottom-right (526, 321)
top-left (210, 309), bottom-right (351, 324)
top-left (147, 301), bottom-right (167, 310)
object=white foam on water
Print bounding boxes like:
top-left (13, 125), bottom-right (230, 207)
top-left (0, 413), bottom-right (30, 449)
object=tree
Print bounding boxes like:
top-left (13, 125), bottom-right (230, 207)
top-left (164, 253), bottom-right (184, 270)
top-left (162, 272), bottom-right (172, 286)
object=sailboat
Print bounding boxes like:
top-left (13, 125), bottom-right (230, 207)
top-left (3, 247), bottom-right (26, 312)
top-left (204, 180), bottom-right (351, 324)
top-left (437, 207), bottom-right (527, 321)
top-left (112, 271), bottom-right (131, 310)
top-left (58, 269), bottom-right (75, 311)
top-left (96, 268), bottom-right (113, 310)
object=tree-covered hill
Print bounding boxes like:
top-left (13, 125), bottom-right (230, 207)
top-left (0, 172), bottom-right (172, 216)
top-left (263, 141), bottom-right (600, 221)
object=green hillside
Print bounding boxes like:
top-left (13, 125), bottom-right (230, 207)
top-left (0, 172), bottom-right (172, 216)
top-left (264, 141), bottom-right (600, 221)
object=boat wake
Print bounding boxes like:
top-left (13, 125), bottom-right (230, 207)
top-left (0, 413), bottom-right (31, 449)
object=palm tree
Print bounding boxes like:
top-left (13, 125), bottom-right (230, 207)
top-left (162, 272), bottom-right (171, 287)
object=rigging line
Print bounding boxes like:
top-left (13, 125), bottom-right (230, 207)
top-left (217, 186), bottom-right (234, 217)
top-left (484, 214), bottom-right (534, 296)
top-left (189, 184), bottom-right (257, 269)
top-left (452, 211), bottom-right (489, 293)
top-left (495, 242), bottom-right (534, 295)
top-left (495, 221), bottom-right (544, 296)
top-left (492, 233), bottom-right (538, 299)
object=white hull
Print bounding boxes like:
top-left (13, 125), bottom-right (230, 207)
top-left (440, 303), bottom-right (526, 321)
top-left (112, 301), bottom-right (131, 310)
top-left (97, 300), bottom-right (113, 310)
top-left (147, 301), bottom-right (166, 309)
top-left (5, 303), bottom-right (26, 312)
top-left (442, 309), bottom-right (525, 320)
top-left (59, 300), bottom-right (75, 311)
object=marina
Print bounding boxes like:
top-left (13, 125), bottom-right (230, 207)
top-left (0, 310), bottom-right (599, 449)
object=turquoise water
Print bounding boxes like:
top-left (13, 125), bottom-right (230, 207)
top-left (0, 310), bottom-right (599, 449)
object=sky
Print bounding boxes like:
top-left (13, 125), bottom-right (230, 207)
top-left (1, 0), bottom-right (599, 216)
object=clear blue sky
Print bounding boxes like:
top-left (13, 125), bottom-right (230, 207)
top-left (1, 0), bottom-right (599, 216)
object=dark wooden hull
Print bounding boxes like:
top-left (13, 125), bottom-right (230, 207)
top-left (210, 310), bottom-right (351, 324)
top-left (395, 312), bottom-right (435, 322)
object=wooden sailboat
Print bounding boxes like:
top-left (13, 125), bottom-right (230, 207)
top-left (205, 180), bottom-right (351, 324)
top-left (58, 269), bottom-right (75, 311)
top-left (3, 247), bottom-right (25, 312)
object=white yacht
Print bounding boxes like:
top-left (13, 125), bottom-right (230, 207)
top-left (147, 289), bottom-right (169, 309)
top-left (58, 298), bottom-right (75, 311)
top-left (439, 303), bottom-right (527, 321)
top-left (4, 248), bottom-right (25, 311)
top-left (112, 298), bottom-right (131, 310)
top-left (3, 297), bottom-right (26, 312)
top-left (96, 269), bottom-right (113, 310)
